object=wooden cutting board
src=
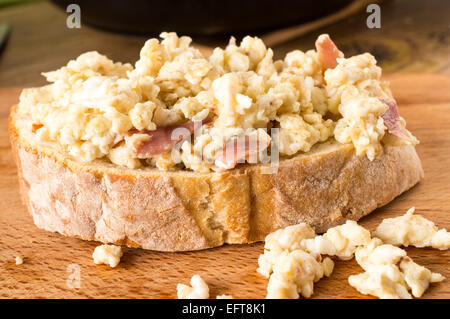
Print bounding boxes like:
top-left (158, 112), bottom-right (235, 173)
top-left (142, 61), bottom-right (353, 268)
top-left (0, 74), bottom-right (449, 299)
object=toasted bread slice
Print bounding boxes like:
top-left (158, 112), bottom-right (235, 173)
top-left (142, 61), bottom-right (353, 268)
top-left (9, 104), bottom-right (423, 251)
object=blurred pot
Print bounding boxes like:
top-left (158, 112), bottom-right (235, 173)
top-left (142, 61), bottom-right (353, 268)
top-left (52, 0), bottom-right (352, 36)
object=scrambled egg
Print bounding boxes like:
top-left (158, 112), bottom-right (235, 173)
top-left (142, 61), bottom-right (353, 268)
top-left (374, 207), bottom-right (450, 250)
top-left (258, 215), bottom-right (446, 299)
top-left (264, 223), bottom-right (316, 253)
top-left (177, 274), bottom-right (210, 299)
top-left (266, 250), bottom-right (333, 299)
top-left (399, 256), bottom-right (445, 298)
top-left (327, 54), bottom-right (390, 160)
top-left (301, 220), bottom-right (372, 260)
top-left (349, 238), bottom-right (445, 299)
top-left (15, 256), bottom-right (24, 265)
top-left (18, 32), bottom-right (417, 171)
top-left (354, 238), bottom-right (405, 270)
top-left (257, 223), bottom-right (334, 299)
top-left (348, 264), bottom-right (413, 299)
top-left (92, 244), bottom-right (123, 268)
top-left (177, 275), bottom-right (233, 299)
top-left (257, 223), bottom-right (316, 278)
top-left (257, 220), bottom-right (374, 299)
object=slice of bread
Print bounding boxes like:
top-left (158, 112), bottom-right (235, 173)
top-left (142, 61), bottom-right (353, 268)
top-left (9, 104), bottom-right (424, 252)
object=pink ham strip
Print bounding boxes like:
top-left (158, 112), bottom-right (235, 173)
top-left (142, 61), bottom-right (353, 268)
top-left (126, 118), bottom-right (210, 158)
top-left (379, 98), bottom-right (404, 138)
top-left (315, 34), bottom-right (344, 70)
top-left (214, 131), bottom-right (271, 170)
top-left (32, 123), bottom-right (43, 133)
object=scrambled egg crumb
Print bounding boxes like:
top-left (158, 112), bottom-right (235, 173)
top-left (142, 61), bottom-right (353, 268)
top-left (257, 223), bottom-right (334, 299)
top-left (354, 238), bottom-right (405, 270)
top-left (266, 250), bottom-right (333, 299)
top-left (257, 223), bottom-right (316, 278)
top-left (374, 207), bottom-right (450, 250)
top-left (348, 264), bottom-right (412, 299)
top-left (349, 238), bottom-right (445, 299)
top-left (305, 220), bottom-right (372, 260)
top-left (15, 256), bottom-right (23, 265)
top-left (177, 274), bottom-right (210, 299)
top-left (92, 244), bottom-right (123, 268)
top-left (264, 223), bottom-right (316, 253)
top-left (399, 256), bottom-right (445, 298)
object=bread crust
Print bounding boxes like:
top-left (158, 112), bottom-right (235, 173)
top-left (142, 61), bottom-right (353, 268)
top-left (9, 105), bottom-right (424, 251)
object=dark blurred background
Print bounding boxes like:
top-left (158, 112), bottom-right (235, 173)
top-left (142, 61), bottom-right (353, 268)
top-left (0, 0), bottom-right (449, 87)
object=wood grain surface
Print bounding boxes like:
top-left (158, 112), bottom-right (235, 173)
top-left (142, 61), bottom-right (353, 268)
top-left (0, 74), bottom-right (449, 299)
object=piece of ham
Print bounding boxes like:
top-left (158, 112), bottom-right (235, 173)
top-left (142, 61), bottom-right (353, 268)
top-left (126, 118), bottom-right (210, 158)
top-left (32, 123), bottom-right (43, 133)
top-left (214, 130), bottom-right (271, 170)
top-left (379, 98), bottom-right (404, 138)
top-left (315, 34), bottom-right (344, 70)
